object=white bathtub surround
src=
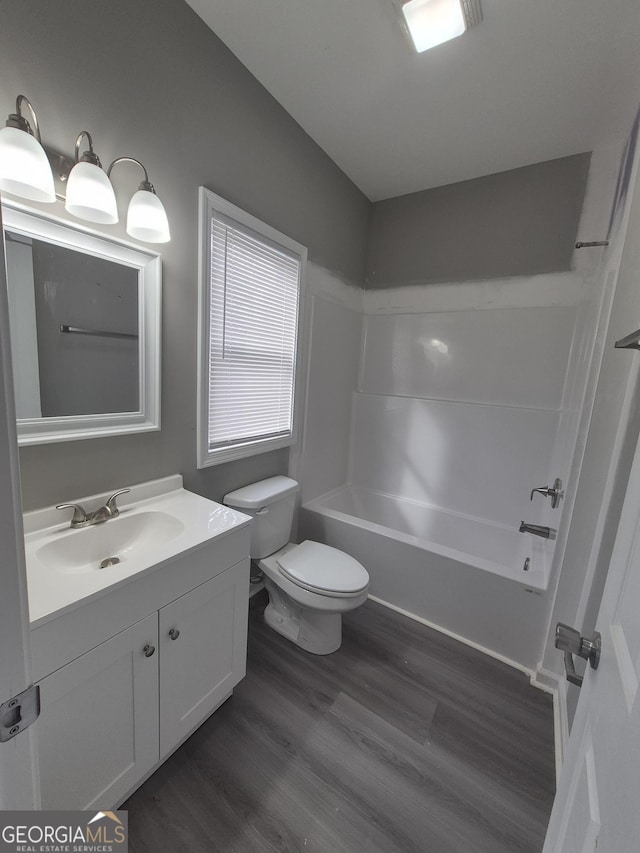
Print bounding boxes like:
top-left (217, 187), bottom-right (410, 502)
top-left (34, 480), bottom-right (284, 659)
top-left (350, 393), bottom-right (560, 528)
top-left (360, 305), bottom-right (576, 408)
top-left (306, 261), bottom-right (364, 312)
top-left (300, 487), bottom-right (550, 671)
top-left (299, 269), bottom-right (592, 670)
top-left (297, 262), bottom-right (364, 503)
top-left (354, 284), bottom-right (581, 529)
top-left (304, 484), bottom-right (551, 588)
top-left (363, 271), bottom-right (587, 315)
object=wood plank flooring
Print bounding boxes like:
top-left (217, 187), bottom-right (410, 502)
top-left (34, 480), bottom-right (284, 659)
top-left (125, 593), bottom-right (555, 853)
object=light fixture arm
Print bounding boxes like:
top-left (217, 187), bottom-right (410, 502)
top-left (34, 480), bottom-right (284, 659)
top-left (6, 95), bottom-right (43, 142)
top-left (107, 156), bottom-right (155, 193)
top-left (74, 130), bottom-right (102, 167)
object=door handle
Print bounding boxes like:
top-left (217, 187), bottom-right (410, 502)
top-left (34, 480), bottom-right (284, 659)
top-left (555, 623), bottom-right (601, 687)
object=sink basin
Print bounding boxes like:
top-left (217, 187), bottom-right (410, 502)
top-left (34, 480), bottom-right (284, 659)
top-left (23, 474), bottom-right (252, 626)
top-left (36, 511), bottom-right (185, 574)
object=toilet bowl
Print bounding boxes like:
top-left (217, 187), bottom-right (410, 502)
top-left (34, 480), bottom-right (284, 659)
top-left (223, 476), bottom-right (369, 655)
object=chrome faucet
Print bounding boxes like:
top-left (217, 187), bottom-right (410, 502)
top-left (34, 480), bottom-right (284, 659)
top-left (519, 521), bottom-right (556, 540)
top-left (57, 488), bottom-right (130, 529)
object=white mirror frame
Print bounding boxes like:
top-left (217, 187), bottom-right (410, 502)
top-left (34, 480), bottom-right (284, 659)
top-left (2, 200), bottom-right (161, 445)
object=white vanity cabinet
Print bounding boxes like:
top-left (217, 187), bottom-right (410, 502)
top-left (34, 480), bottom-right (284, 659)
top-left (29, 520), bottom-right (251, 811)
top-left (37, 614), bottom-right (160, 811)
top-left (158, 561), bottom-right (248, 756)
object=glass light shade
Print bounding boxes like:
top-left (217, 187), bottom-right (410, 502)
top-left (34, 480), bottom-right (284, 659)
top-left (402, 0), bottom-right (466, 52)
top-left (65, 160), bottom-right (118, 224)
top-left (0, 125), bottom-right (55, 203)
top-left (126, 189), bottom-right (170, 243)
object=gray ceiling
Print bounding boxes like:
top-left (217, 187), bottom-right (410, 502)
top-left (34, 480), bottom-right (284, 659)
top-left (186, 0), bottom-right (640, 201)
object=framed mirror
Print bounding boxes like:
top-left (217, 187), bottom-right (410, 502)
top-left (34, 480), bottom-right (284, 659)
top-left (2, 201), bottom-right (161, 445)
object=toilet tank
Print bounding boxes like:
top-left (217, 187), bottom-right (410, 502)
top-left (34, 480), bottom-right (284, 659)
top-left (223, 476), bottom-right (299, 559)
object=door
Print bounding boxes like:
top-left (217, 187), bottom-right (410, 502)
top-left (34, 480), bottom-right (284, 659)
top-left (37, 614), bottom-right (159, 810)
top-left (158, 561), bottom-right (249, 756)
top-left (543, 413), bottom-right (640, 852)
top-left (0, 201), bottom-right (39, 809)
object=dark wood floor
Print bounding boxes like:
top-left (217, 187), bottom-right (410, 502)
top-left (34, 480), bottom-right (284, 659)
top-left (125, 593), bottom-right (555, 853)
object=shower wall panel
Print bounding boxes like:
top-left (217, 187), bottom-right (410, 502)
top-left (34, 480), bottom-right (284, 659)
top-left (299, 264), bottom-right (363, 503)
top-left (352, 283), bottom-right (581, 529)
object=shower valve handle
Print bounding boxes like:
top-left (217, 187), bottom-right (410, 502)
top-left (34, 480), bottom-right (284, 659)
top-left (530, 478), bottom-right (563, 509)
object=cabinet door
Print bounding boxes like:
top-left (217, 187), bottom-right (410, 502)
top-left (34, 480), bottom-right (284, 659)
top-left (37, 613), bottom-right (159, 810)
top-left (159, 559), bottom-right (249, 756)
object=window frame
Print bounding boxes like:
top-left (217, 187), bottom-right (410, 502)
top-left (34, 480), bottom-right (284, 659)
top-left (197, 187), bottom-right (307, 468)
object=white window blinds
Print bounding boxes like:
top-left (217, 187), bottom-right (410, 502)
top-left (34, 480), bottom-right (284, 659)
top-left (206, 212), bottom-right (301, 453)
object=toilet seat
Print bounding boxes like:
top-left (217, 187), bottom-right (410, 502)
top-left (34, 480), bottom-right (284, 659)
top-left (277, 540), bottom-right (369, 598)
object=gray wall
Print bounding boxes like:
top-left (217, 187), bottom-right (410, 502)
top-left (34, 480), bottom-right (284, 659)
top-left (0, 0), bottom-right (370, 510)
top-left (366, 154), bottom-right (591, 288)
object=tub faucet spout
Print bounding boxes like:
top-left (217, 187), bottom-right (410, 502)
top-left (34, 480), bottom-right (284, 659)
top-left (519, 521), bottom-right (556, 540)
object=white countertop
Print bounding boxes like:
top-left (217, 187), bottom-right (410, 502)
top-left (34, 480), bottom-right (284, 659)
top-left (24, 475), bottom-right (252, 627)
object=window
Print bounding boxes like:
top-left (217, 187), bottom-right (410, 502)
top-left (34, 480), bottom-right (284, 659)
top-left (197, 188), bottom-right (306, 467)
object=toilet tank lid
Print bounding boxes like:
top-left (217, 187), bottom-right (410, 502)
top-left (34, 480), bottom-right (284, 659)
top-left (223, 475), bottom-right (299, 509)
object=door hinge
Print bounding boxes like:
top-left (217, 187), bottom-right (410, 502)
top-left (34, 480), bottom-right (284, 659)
top-left (0, 685), bottom-right (40, 742)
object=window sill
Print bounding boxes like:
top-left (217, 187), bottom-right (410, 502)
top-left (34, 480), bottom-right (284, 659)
top-left (197, 434), bottom-right (294, 469)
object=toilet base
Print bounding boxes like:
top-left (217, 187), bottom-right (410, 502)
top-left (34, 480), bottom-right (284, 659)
top-left (263, 577), bottom-right (342, 655)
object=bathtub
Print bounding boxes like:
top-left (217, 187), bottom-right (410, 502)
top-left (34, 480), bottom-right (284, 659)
top-left (299, 485), bottom-right (553, 671)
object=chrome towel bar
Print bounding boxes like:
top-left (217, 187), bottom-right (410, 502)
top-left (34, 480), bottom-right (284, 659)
top-left (60, 324), bottom-right (138, 340)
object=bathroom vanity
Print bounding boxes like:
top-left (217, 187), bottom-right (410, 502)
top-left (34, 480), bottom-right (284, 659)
top-left (23, 475), bottom-right (251, 810)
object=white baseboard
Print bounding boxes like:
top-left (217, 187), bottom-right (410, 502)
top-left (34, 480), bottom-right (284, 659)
top-left (367, 593), bottom-right (534, 677)
top-left (532, 666), bottom-right (569, 784)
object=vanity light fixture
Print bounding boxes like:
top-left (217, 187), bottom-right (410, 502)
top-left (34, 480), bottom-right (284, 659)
top-left (65, 131), bottom-right (118, 224)
top-left (0, 96), bottom-right (55, 203)
top-left (401, 0), bottom-right (482, 53)
top-left (0, 93), bottom-right (171, 243)
top-left (107, 158), bottom-right (171, 244)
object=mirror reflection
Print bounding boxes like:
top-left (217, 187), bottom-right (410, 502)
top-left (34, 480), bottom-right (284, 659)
top-left (5, 231), bottom-right (139, 419)
top-left (1, 202), bottom-right (161, 446)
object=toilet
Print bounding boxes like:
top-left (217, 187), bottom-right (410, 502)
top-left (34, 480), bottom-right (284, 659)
top-left (223, 476), bottom-right (369, 655)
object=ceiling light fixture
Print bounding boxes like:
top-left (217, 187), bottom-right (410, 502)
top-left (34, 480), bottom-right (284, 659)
top-left (0, 93), bottom-right (171, 243)
top-left (401, 0), bottom-right (482, 53)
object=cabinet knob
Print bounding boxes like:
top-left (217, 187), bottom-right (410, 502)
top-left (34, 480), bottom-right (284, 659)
top-left (168, 627), bottom-right (180, 641)
top-left (143, 643), bottom-right (156, 657)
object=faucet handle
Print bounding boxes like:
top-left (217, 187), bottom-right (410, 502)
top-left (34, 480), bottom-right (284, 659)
top-left (105, 488), bottom-right (130, 515)
top-left (56, 503), bottom-right (88, 526)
